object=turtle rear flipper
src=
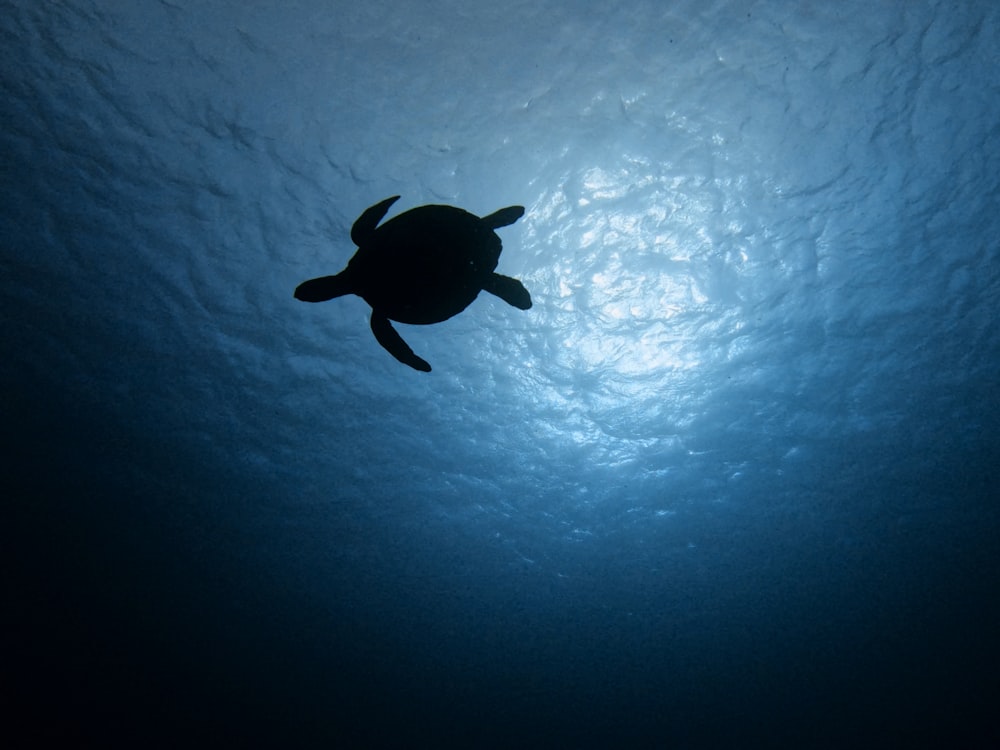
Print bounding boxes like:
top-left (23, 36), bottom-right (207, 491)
top-left (295, 273), bottom-right (352, 302)
top-left (351, 196), bottom-right (400, 245)
top-left (483, 273), bottom-right (531, 310)
top-left (481, 205), bottom-right (524, 229)
top-left (370, 312), bottom-right (431, 372)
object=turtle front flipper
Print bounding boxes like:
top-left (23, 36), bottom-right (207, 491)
top-left (351, 196), bottom-right (400, 246)
top-left (481, 205), bottom-right (524, 229)
top-left (294, 273), bottom-right (353, 302)
top-left (483, 273), bottom-right (532, 310)
top-left (370, 312), bottom-right (431, 372)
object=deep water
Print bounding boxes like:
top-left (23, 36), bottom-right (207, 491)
top-left (4, 1), bottom-right (999, 747)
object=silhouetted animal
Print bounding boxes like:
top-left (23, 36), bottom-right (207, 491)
top-left (295, 196), bottom-right (531, 371)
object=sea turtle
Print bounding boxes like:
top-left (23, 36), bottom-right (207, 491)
top-left (294, 196), bottom-right (532, 372)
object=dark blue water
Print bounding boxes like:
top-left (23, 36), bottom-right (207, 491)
top-left (4, 1), bottom-right (999, 746)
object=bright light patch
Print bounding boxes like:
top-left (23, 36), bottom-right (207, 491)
top-left (524, 164), bottom-right (723, 383)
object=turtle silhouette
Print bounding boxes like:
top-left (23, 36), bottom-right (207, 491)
top-left (294, 196), bottom-right (531, 372)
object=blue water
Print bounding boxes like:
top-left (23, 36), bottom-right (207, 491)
top-left (4, 1), bottom-right (999, 746)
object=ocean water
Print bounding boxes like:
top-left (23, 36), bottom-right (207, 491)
top-left (4, 0), bottom-right (999, 746)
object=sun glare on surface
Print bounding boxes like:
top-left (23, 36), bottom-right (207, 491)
top-left (524, 165), bottom-right (719, 383)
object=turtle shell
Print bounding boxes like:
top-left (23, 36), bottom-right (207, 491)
top-left (347, 205), bottom-right (502, 325)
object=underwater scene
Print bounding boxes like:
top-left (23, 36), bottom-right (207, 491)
top-left (5, 0), bottom-right (999, 746)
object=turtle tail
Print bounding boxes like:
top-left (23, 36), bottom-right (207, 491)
top-left (294, 272), bottom-right (353, 302)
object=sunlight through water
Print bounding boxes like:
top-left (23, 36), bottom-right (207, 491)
top-left (516, 144), bottom-right (765, 468)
